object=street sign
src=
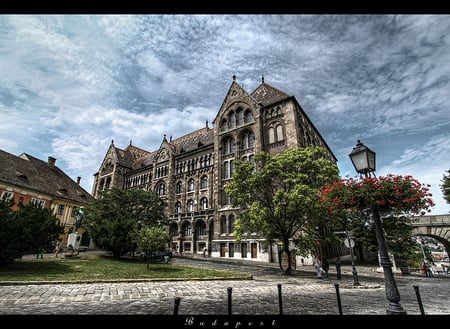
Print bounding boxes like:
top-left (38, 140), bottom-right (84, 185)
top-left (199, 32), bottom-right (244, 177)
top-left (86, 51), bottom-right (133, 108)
top-left (344, 238), bottom-right (355, 248)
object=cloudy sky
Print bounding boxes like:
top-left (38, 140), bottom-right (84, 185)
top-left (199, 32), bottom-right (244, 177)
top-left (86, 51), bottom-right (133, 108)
top-left (0, 15), bottom-right (449, 215)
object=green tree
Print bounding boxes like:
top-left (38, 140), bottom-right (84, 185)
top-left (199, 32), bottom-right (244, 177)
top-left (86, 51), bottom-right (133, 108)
top-left (441, 170), bottom-right (450, 205)
top-left (135, 225), bottom-right (170, 268)
top-left (85, 188), bottom-right (167, 258)
top-left (0, 198), bottom-right (22, 267)
top-left (225, 146), bottom-right (340, 275)
top-left (348, 211), bottom-right (419, 263)
top-left (0, 199), bottom-right (63, 267)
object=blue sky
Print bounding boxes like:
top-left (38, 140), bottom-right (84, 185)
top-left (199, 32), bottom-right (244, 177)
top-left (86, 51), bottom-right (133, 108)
top-left (0, 15), bottom-right (449, 215)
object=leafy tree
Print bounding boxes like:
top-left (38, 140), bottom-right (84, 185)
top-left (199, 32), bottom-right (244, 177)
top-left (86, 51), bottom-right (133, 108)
top-left (135, 225), bottom-right (170, 268)
top-left (14, 202), bottom-right (64, 254)
top-left (225, 146), bottom-right (340, 274)
top-left (0, 198), bottom-right (22, 267)
top-left (85, 188), bottom-right (167, 258)
top-left (441, 170), bottom-right (450, 205)
top-left (348, 211), bottom-right (419, 263)
top-left (0, 199), bottom-right (63, 267)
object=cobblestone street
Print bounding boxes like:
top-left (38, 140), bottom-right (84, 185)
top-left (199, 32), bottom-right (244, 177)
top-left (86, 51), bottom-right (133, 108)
top-left (0, 253), bottom-right (448, 319)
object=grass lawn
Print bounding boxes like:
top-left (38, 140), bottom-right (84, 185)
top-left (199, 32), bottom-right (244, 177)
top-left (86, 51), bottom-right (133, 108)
top-left (0, 253), bottom-right (252, 282)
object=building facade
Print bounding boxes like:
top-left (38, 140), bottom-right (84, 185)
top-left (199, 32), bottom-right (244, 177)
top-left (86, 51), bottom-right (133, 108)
top-left (92, 76), bottom-right (337, 263)
top-left (0, 150), bottom-right (94, 247)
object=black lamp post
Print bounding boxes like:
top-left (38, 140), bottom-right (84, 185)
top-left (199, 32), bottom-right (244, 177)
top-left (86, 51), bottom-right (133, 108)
top-left (349, 140), bottom-right (407, 315)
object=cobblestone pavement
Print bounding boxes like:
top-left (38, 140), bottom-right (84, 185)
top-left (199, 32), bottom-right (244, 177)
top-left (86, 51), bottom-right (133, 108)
top-left (0, 253), bottom-right (449, 317)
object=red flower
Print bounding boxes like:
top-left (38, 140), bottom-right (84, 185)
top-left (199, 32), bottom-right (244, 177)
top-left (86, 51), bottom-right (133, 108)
top-left (319, 174), bottom-right (435, 216)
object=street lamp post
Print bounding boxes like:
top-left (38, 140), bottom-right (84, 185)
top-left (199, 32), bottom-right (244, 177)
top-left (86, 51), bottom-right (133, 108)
top-left (349, 140), bottom-right (407, 315)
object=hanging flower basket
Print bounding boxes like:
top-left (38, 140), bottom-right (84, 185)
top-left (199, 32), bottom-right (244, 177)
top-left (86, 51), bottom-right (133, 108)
top-left (320, 174), bottom-right (435, 216)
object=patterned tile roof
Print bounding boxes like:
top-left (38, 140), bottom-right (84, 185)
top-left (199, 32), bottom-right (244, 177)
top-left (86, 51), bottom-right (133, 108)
top-left (0, 149), bottom-right (94, 204)
top-left (251, 82), bottom-right (291, 107)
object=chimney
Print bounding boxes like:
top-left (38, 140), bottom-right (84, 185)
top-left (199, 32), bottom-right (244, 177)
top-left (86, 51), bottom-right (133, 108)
top-left (77, 176), bottom-right (81, 185)
top-left (48, 156), bottom-right (56, 168)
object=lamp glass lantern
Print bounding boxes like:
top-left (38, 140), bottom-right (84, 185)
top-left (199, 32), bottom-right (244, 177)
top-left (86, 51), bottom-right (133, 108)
top-left (349, 140), bottom-right (376, 176)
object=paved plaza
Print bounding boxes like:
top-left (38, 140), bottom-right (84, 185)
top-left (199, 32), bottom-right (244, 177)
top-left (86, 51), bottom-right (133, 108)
top-left (0, 252), bottom-right (448, 324)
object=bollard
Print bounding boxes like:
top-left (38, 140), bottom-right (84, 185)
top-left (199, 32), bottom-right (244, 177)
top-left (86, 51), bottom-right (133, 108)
top-left (174, 297), bottom-right (181, 315)
top-left (227, 287), bottom-right (232, 315)
top-left (277, 283), bottom-right (283, 315)
top-left (413, 285), bottom-right (425, 315)
top-left (334, 283), bottom-right (343, 315)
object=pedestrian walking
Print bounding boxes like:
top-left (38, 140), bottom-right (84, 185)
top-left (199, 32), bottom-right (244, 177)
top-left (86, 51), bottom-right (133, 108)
top-left (54, 241), bottom-right (61, 258)
top-left (314, 257), bottom-right (322, 278)
top-left (335, 257), bottom-right (342, 280)
top-left (203, 246), bottom-right (207, 257)
top-left (322, 259), bottom-right (330, 279)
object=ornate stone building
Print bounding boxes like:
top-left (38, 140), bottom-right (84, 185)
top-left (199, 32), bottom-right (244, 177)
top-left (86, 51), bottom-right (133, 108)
top-left (92, 76), bottom-right (336, 262)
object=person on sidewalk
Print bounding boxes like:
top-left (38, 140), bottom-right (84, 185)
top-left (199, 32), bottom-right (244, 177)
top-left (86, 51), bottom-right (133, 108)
top-left (335, 258), bottom-right (342, 280)
top-left (314, 257), bottom-right (323, 279)
top-left (322, 259), bottom-right (330, 279)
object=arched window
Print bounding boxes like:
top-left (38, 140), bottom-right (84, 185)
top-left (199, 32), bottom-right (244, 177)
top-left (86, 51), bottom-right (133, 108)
top-left (220, 119), bottom-right (228, 132)
top-left (244, 110), bottom-right (253, 123)
top-left (187, 199), bottom-right (195, 212)
top-left (158, 182), bottom-right (166, 196)
top-left (276, 124), bottom-right (284, 141)
top-left (175, 201), bottom-right (182, 214)
top-left (223, 161), bottom-right (230, 179)
top-left (220, 215), bottom-right (227, 234)
top-left (229, 111), bottom-right (236, 129)
top-left (188, 178), bottom-right (195, 192)
top-left (236, 109), bottom-right (244, 126)
top-left (200, 197), bottom-right (208, 210)
top-left (176, 181), bottom-right (183, 194)
top-left (228, 214), bottom-right (235, 234)
top-left (201, 175), bottom-right (208, 189)
top-left (268, 127), bottom-right (275, 144)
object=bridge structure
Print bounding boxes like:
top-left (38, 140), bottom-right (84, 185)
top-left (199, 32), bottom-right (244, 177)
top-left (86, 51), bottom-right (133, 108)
top-left (410, 214), bottom-right (450, 257)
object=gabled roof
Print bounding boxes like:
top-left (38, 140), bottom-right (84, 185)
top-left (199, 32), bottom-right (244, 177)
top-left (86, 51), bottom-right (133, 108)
top-left (251, 82), bottom-right (291, 107)
top-left (0, 149), bottom-right (94, 204)
top-left (171, 126), bottom-right (214, 155)
top-left (115, 142), bottom-right (153, 168)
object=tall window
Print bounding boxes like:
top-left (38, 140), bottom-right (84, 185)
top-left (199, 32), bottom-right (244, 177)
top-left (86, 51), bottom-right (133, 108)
top-left (176, 181), bottom-right (183, 194)
top-left (200, 197), bottom-right (208, 210)
top-left (276, 124), bottom-right (284, 141)
top-left (268, 127), bottom-right (275, 144)
top-left (197, 221), bottom-right (206, 236)
top-left (183, 223), bottom-right (192, 236)
top-left (188, 178), bottom-right (195, 192)
top-left (241, 131), bottom-right (254, 149)
top-left (228, 214), bottom-right (235, 234)
top-left (220, 119), bottom-right (228, 132)
top-left (187, 200), bottom-right (195, 212)
top-left (222, 137), bottom-right (235, 155)
top-left (158, 182), bottom-right (166, 196)
top-left (236, 109), bottom-right (244, 126)
top-left (229, 111), bottom-right (236, 129)
top-left (244, 110), bottom-right (253, 123)
top-left (175, 201), bottom-right (182, 214)
top-left (220, 215), bottom-right (227, 234)
top-left (201, 175), bottom-right (208, 189)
